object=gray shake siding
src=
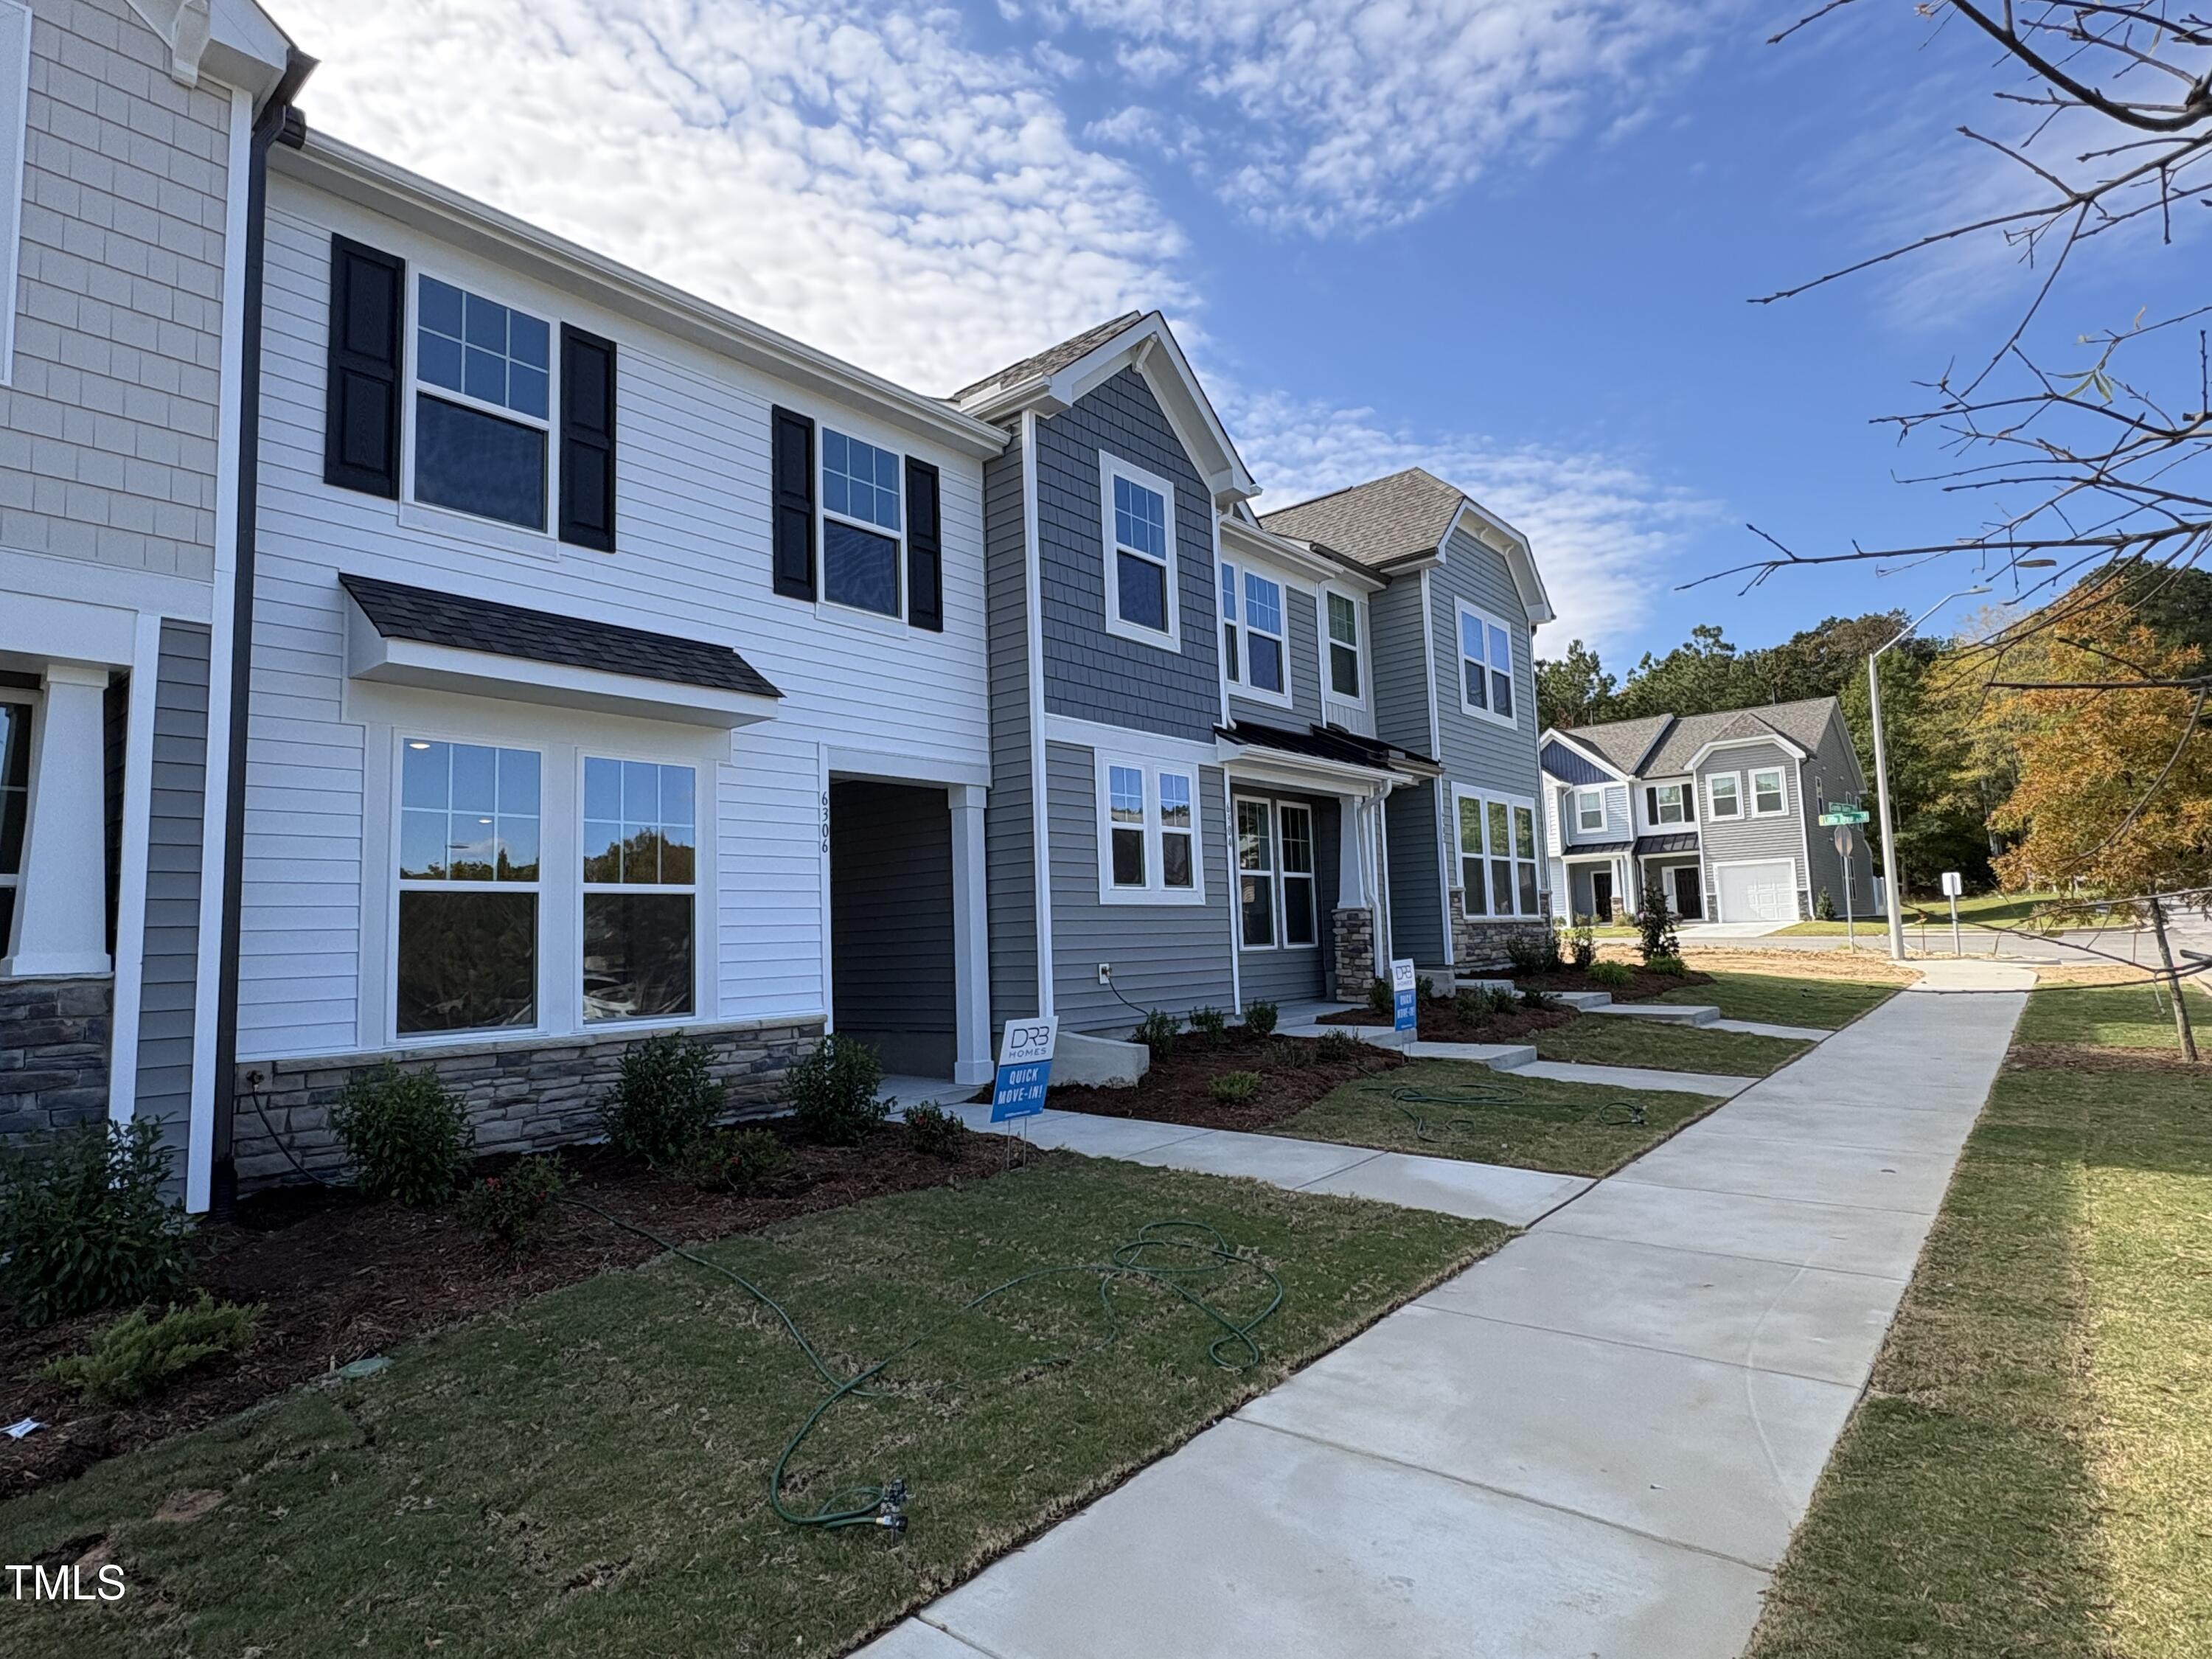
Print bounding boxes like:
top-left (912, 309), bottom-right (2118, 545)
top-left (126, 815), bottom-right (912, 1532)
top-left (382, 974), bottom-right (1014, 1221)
top-left (981, 441), bottom-right (1038, 1023)
top-left (1233, 785), bottom-right (1339, 1005)
top-left (830, 781), bottom-right (955, 1075)
top-left (1035, 368), bottom-right (1220, 742)
top-left (1694, 740), bottom-right (1805, 917)
top-left (133, 618), bottom-right (209, 1155)
top-left (1045, 741), bottom-right (1234, 1034)
top-left (1227, 584), bottom-right (1322, 729)
top-left (3, 0), bottom-right (234, 580)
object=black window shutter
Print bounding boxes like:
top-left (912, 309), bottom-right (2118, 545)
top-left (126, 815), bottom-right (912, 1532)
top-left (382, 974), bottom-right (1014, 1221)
top-left (558, 324), bottom-right (618, 552)
top-left (771, 406), bottom-right (815, 600)
top-left (1646, 787), bottom-right (1658, 822)
top-left (324, 236), bottom-right (404, 498)
top-left (1683, 787), bottom-right (1695, 824)
top-left (905, 456), bottom-right (942, 632)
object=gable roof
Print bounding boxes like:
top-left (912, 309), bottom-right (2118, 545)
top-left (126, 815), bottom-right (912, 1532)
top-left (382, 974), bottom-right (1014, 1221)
top-left (1540, 739), bottom-right (1613, 788)
top-left (1554, 713), bottom-right (1672, 777)
top-left (952, 313), bottom-right (1143, 405)
top-left (1258, 467), bottom-right (1554, 623)
top-left (1552, 696), bottom-right (1844, 782)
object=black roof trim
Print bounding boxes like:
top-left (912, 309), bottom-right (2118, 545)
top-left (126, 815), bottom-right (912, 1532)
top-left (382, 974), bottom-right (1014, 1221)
top-left (1219, 719), bottom-right (1439, 776)
top-left (1634, 832), bottom-right (1701, 855)
top-left (1561, 840), bottom-right (1632, 855)
top-left (341, 573), bottom-right (782, 700)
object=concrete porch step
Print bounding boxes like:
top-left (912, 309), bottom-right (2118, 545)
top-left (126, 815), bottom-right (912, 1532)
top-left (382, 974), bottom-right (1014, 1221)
top-left (1451, 977), bottom-right (1613, 1012)
top-left (1588, 1001), bottom-right (1719, 1027)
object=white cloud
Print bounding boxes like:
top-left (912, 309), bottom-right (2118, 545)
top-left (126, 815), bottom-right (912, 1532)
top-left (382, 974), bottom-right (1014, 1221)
top-left (265, 0), bottom-right (1190, 392)
top-left (1037, 0), bottom-right (1733, 234)
top-left (1228, 387), bottom-right (1720, 648)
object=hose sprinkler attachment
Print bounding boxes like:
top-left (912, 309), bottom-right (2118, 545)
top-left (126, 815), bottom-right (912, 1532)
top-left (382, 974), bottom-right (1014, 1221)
top-left (874, 1479), bottom-right (909, 1533)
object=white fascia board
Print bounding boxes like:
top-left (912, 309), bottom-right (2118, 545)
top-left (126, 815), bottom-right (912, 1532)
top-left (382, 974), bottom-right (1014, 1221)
top-left (1219, 515), bottom-right (1369, 590)
top-left (128, 0), bottom-right (291, 100)
top-left (344, 608), bottom-right (778, 731)
top-left (1683, 732), bottom-right (1809, 771)
top-left (1217, 744), bottom-right (1408, 796)
top-left (1441, 498), bottom-right (1555, 625)
top-left (280, 137), bottom-right (1007, 464)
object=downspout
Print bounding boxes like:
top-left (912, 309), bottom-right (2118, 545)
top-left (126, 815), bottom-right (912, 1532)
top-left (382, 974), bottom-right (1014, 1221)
top-left (209, 54), bottom-right (315, 1219)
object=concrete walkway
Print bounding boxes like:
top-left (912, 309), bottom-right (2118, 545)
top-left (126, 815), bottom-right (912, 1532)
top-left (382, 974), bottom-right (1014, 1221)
top-left (866, 961), bottom-right (2033, 1659)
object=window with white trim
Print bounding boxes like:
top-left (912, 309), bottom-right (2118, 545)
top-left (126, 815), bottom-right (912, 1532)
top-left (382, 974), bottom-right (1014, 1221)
top-left (0, 698), bottom-right (28, 956)
top-left (1455, 602), bottom-right (1517, 724)
top-left (1097, 757), bottom-right (1205, 903)
top-left (1751, 766), bottom-right (1787, 816)
top-left (1576, 787), bottom-right (1605, 833)
top-left (1241, 570), bottom-right (1287, 697)
top-left (412, 276), bottom-right (552, 532)
top-left (1706, 773), bottom-right (1742, 820)
top-left (821, 427), bottom-right (903, 617)
top-left (1102, 456), bottom-right (1178, 646)
top-left (582, 757), bottom-right (697, 1021)
top-left (1279, 803), bottom-right (1317, 947)
top-left (1649, 782), bottom-right (1692, 826)
top-left (1455, 789), bottom-right (1542, 919)
top-left (1236, 797), bottom-right (1275, 947)
top-left (1326, 591), bottom-right (1362, 700)
top-left (397, 738), bottom-right (541, 1034)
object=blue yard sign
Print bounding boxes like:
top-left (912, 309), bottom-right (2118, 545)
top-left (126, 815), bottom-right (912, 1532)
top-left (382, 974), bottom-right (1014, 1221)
top-left (990, 1017), bottom-right (1058, 1122)
top-left (1391, 958), bottom-right (1419, 1034)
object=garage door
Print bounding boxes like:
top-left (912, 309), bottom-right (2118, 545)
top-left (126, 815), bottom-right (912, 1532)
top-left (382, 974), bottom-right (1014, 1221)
top-left (1716, 860), bottom-right (1797, 923)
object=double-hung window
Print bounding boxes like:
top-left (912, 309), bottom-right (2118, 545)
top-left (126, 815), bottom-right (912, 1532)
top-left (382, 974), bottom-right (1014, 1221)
top-left (1707, 773), bottom-right (1742, 820)
top-left (1241, 571), bottom-right (1287, 698)
top-left (1649, 782), bottom-right (1692, 827)
top-left (1326, 592), bottom-right (1362, 700)
top-left (1102, 456), bottom-right (1178, 647)
top-left (582, 758), bottom-right (697, 1021)
top-left (0, 699), bottom-right (27, 956)
top-left (1750, 767), bottom-right (1787, 816)
top-left (1455, 790), bottom-right (1542, 919)
top-left (1099, 758), bottom-right (1202, 902)
top-left (1576, 787), bottom-right (1606, 833)
top-left (1236, 798), bottom-right (1275, 947)
top-left (1455, 602), bottom-right (1517, 724)
top-left (821, 428), bottom-right (902, 617)
top-left (414, 276), bottom-right (552, 532)
top-left (397, 739), bottom-right (541, 1034)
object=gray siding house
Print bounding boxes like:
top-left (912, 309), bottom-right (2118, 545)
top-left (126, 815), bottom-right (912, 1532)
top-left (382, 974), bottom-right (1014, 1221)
top-left (1541, 697), bottom-right (1874, 925)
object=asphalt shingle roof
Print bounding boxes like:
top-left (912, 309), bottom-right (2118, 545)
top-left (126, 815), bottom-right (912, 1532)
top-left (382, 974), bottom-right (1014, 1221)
top-left (1555, 714), bottom-right (1672, 777)
top-left (341, 574), bottom-right (782, 700)
top-left (1556, 697), bottom-right (1841, 781)
top-left (952, 312), bottom-right (1145, 405)
top-left (1255, 467), bottom-right (1466, 571)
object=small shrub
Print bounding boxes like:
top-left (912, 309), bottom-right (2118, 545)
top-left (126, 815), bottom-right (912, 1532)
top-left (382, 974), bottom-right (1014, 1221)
top-left (459, 1155), bottom-right (571, 1259)
top-left (1634, 883), bottom-right (1681, 964)
top-left (1519, 987), bottom-right (1557, 1012)
top-left (1587, 959), bottom-right (1634, 990)
top-left (330, 1062), bottom-right (471, 1207)
top-left (904, 1102), bottom-right (970, 1160)
top-left (1416, 975), bottom-right (1436, 1002)
top-left (1189, 1005), bottom-right (1228, 1046)
top-left (1132, 1009), bottom-right (1181, 1060)
top-left (1647, 953), bottom-right (1688, 976)
top-left (1208, 1070), bottom-right (1262, 1104)
top-left (1315, 1031), bottom-right (1368, 1063)
top-left (597, 1034), bottom-right (724, 1169)
top-left (1505, 931), bottom-right (1560, 973)
top-left (1266, 1038), bottom-right (1316, 1070)
top-left (1366, 977), bottom-right (1392, 1015)
top-left (39, 1292), bottom-right (258, 1403)
top-left (789, 1034), bottom-right (889, 1144)
top-left (1485, 986), bottom-right (1521, 1016)
top-left (1452, 988), bottom-right (1485, 1023)
top-left (1815, 887), bottom-right (1838, 922)
top-left (1243, 999), bottom-right (1279, 1037)
top-left (1568, 924), bottom-right (1597, 971)
top-left (681, 1126), bottom-right (792, 1193)
top-left (0, 1120), bottom-right (192, 1328)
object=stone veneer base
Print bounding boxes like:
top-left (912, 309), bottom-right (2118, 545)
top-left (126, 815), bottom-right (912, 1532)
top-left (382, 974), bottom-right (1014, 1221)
top-left (1447, 890), bottom-right (1554, 970)
top-left (1, 975), bottom-right (114, 1138)
top-left (234, 1015), bottom-right (827, 1191)
top-left (1329, 905), bottom-right (1377, 1002)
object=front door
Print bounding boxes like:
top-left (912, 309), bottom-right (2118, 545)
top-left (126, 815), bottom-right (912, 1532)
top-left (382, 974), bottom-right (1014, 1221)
top-left (1590, 870), bottom-right (1614, 920)
top-left (1672, 866), bottom-right (1703, 920)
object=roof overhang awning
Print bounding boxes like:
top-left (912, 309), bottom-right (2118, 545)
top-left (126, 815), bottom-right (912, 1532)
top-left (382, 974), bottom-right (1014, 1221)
top-left (342, 574), bottom-right (783, 731)
top-left (1561, 841), bottom-right (1632, 857)
top-left (1635, 832), bottom-right (1701, 856)
top-left (1214, 720), bottom-right (1439, 793)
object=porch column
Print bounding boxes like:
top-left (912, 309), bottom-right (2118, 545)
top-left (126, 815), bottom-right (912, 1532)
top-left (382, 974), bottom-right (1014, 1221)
top-left (1337, 795), bottom-right (1369, 907)
top-left (4, 664), bottom-right (113, 978)
top-left (947, 784), bottom-right (992, 1085)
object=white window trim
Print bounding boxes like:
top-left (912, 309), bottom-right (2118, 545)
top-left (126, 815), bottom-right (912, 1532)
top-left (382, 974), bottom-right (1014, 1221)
top-left (1321, 587), bottom-right (1368, 710)
top-left (818, 423), bottom-right (909, 625)
top-left (1094, 752), bottom-right (1206, 905)
top-left (1750, 765), bottom-right (1790, 818)
top-left (1233, 793), bottom-right (1279, 950)
top-left (1219, 557), bottom-right (1241, 690)
top-left (1705, 771), bottom-right (1744, 821)
top-left (1648, 780), bottom-right (1693, 828)
top-left (1452, 598), bottom-right (1519, 728)
top-left (402, 267), bottom-right (560, 543)
top-left (0, 686), bottom-right (31, 956)
top-left (1233, 566), bottom-right (1293, 709)
top-left (1452, 785), bottom-right (1544, 919)
top-left (1276, 800), bottom-right (1320, 952)
top-left (577, 748), bottom-right (706, 1029)
top-left (1575, 787), bottom-right (1606, 834)
top-left (1099, 452), bottom-right (1181, 650)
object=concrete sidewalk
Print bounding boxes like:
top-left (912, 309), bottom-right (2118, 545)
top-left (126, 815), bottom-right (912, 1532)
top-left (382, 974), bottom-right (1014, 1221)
top-left (868, 963), bottom-right (2032, 1659)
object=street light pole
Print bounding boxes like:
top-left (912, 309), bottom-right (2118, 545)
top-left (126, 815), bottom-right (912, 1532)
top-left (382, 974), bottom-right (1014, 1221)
top-left (1871, 585), bottom-right (1989, 961)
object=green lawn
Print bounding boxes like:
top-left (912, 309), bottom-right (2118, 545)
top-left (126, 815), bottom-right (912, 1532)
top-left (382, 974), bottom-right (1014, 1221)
top-left (0, 1157), bottom-right (1499, 1658)
top-left (1658, 970), bottom-right (1899, 1030)
top-left (1747, 987), bottom-right (2211, 1658)
top-left (1277, 1059), bottom-right (1728, 1177)
top-left (2017, 980), bottom-right (2199, 1050)
top-left (1775, 891), bottom-right (2067, 936)
top-left (1532, 1014), bottom-right (1814, 1077)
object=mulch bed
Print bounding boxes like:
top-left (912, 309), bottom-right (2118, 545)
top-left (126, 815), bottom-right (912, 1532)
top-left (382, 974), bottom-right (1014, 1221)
top-left (1513, 963), bottom-right (1714, 1003)
top-left (1315, 1000), bottom-right (1578, 1043)
top-left (1046, 1027), bottom-right (1407, 1134)
top-left (2006, 1041), bottom-right (2207, 1075)
top-left (0, 1124), bottom-right (1006, 1500)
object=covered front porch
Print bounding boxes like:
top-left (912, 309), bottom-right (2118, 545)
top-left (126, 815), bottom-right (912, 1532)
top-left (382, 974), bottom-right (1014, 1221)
top-left (1559, 843), bottom-right (1630, 924)
top-left (1633, 831), bottom-right (1706, 922)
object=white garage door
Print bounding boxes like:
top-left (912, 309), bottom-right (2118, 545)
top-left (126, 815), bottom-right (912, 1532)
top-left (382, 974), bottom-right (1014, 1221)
top-left (1716, 860), bottom-right (1797, 923)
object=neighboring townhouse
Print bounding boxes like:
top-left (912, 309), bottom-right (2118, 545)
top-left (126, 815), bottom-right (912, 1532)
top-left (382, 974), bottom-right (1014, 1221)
top-left (1540, 696), bottom-right (1874, 926)
top-left (0, 0), bottom-right (298, 1211)
top-left (1260, 469), bottom-right (1557, 971)
top-left (218, 128), bottom-right (1009, 1196)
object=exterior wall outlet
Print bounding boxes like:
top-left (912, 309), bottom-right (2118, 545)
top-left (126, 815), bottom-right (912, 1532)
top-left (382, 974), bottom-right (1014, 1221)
top-left (1096, 963), bottom-right (1113, 984)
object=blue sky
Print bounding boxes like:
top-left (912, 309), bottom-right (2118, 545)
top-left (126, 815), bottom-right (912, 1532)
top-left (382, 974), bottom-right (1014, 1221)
top-left (268, 0), bottom-right (2193, 666)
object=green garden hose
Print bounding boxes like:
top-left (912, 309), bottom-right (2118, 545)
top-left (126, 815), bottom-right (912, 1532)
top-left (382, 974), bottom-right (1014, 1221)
top-left (1363, 1082), bottom-right (1647, 1143)
top-left (561, 1196), bottom-right (1282, 1534)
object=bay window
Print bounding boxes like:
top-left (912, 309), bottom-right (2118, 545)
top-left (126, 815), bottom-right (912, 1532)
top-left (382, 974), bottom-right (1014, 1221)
top-left (1236, 797), bottom-right (1275, 947)
top-left (1326, 592), bottom-right (1361, 700)
top-left (1096, 756), bottom-right (1205, 903)
top-left (1455, 601), bottom-right (1517, 725)
top-left (1102, 456), bottom-right (1179, 647)
top-left (821, 428), bottom-right (903, 617)
top-left (1455, 788), bottom-right (1543, 919)
top-left (0, 700), bottom-right (26, 956)
top-left (397, 739), bottom-right (540, 1034)
top-left (582, 757), bottom-right (697, 1022)
top-left (413, 276), bottom-right (551, 532)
